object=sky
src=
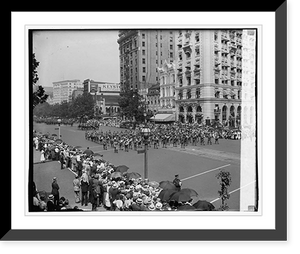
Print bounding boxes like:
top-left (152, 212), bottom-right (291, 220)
top-left (33, 30), bottom-right (120, 87)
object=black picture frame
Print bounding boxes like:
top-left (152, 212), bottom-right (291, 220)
top-left (5, 2), bottom-right (287, 241)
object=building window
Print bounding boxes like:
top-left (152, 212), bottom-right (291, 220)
top-left (170, 45), bottom-right (173, 50)
top-left (142, 33), bottom-right (145, 39)
top-left (143, 67), bottom-right (146, 73)
top-left (142, 50), bottom-right (145, 55)
top-left (142, 41), bottom-right (145, 47)
top-left (142, 76), bottom-right (146, 81)
top-left (142, 58), bottom-right (145, 64)
top-left (179, 78), bottom-right (183, 86)
top-left (186, 89), bottom-right (191, 99)
top-left (186, 76), bottom-right (191, 86)
top-left (179, 53), bottom-right (182, 61)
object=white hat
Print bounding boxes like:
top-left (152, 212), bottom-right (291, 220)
top-left (136, 198), bottom-right (143, 204)
top-left (155, 202), bottom-right (162, 209)
top-left (148, 203), bottom-right (155, 211)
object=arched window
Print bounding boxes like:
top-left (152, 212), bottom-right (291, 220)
top-left (222, 105), bottom-right (227, 121)
top-left (196, 105), bottom-right (202, 112)
top-left (179, 106), bottom-right (185, 113)
top-left (187, 106), bottom-right (193, 113)
top-left (230, 105), bottom-right (235, 117)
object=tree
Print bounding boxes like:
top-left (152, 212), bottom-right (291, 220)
top-left (32, 53), bottom-right (48, 108)
top-left (216, 170), bottom-right (232, 211)
top-left (118, 89), bottom-right (146, 122)
top-left (71, 92), bottom-right (94, 119)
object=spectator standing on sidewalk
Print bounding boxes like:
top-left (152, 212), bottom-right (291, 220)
top-left (73, 175), bottom-right (81, 203)
top-left (80, 171), bottom-right (89, 206)
top-left (51, 177), bottom-right (60, 207)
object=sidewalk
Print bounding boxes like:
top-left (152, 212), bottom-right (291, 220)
top-left (33, 148), bottom-right (107, 212)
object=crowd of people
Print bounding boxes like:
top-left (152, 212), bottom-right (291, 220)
top-left (32, 131), bottom-right (198, 212)
top-left (31, 117), bottom-right (248, 212)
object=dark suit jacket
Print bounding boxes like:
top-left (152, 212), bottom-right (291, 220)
top-left (51, 182), bottom-right (59, 195)
top-left (81, 180), bottom-right (89, 193)
top-left (47, 200), bottom-right (56, 211)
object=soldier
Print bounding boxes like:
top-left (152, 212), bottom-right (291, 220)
top-left (103, 140), bottom-right (107, 150)
top-left (207, 132), bottom-right (212, 145)
top-left (200, 133), bottom-right (205, 146)
top-left (114, 140), bottom-right (118, 153)
top-left (124, 139), bottom-right (129, 152)
top-left (214, 132), bottom-right (219, 144)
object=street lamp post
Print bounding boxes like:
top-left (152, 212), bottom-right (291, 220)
top-left (141, 126), bottom-right (151, 180)
top-left (57, 118), bottom-right (61, 138)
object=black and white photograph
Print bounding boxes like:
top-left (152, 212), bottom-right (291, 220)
top-left (30, 28), bottom-right (258, 213)
top-left (6, 6), bottom-right (289, 244)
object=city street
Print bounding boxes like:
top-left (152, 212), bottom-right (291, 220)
top-left (33, 122), bottom-right (241, 211)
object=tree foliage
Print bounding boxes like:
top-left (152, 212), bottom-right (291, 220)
top-left (33, 92), bottom-right (94, 119)
top-left (118, 90), bottom-right (146, 122)
top-left (32, 53), bottom-right (48, 108)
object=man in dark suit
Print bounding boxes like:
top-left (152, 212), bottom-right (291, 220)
top-left (47, 194), bottom-right (56, 211)
top-left (51, 177), bottom-right (60, 207)
top-left (80, 176), bottom-right (89, 206)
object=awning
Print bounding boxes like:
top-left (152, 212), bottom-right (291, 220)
top-left (150, 114), bottom-right (175, 122)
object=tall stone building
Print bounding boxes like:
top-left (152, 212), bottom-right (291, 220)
top-left (174, 29), bottom-right (243, 126)
top-left (117, 30), bottom-right (177, 97)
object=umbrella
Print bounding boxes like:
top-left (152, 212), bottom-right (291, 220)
top-left (158, 189), bottom-right (178, 202)
top-left (125, 172), bottom-right (142, 180)
top-left (193, 200), bottom-right (215, 211)
top-left (169, 192), bottom-right (192, 203)
top-left (180, 188), bottom-right (198, 197)
top-left (177, 204), bottom-right (196, 211)
top-left (110, 171), bottom-right (122, 179)
top-left (74, 146), bottom-right (82, 149)
top-left (148, 181), bottom-right (159, 189)
top-left (159, 181), bottom-right (177, 190)
top-left (115, 165), bottom-right (129, 174)
top-left (52, 134), bottom-right (57, 137)
top-left (55, 139), bottom-right (63, 143)
top-left (83, 149), bottom-right (94, 156)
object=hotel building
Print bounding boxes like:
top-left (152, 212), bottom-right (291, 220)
top-left (117, 30), bottom-right (177, 97)
top-left (174, 29), bottom-right (243, 126)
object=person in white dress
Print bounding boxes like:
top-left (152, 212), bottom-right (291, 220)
top-left (40, 149), bottom-right (45, 163)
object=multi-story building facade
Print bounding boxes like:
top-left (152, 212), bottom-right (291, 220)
top-left (52, 79), bottom-right (82, 104)
top-left (117, 30), bottom-right (177, 97)
top-left (83, 79), bottom-right (120, 115)
top-left (156, 60), bottom-right (177, 119)
top-left (174, 30), bottom-right (243, 126)
top-left (146, 83), bottom-right (160, 114)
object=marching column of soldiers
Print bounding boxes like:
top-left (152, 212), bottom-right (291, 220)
top-left (84, 125), bottom-right (222, 153)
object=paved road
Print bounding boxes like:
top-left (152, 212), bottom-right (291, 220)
top-left (33, 123), bottom-right (241, 211)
